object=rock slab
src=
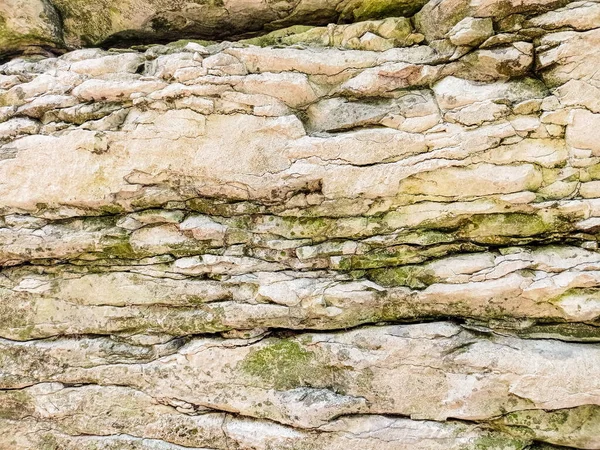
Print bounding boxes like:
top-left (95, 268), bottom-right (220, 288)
top-left (1, 0), bottom-right (600, 449)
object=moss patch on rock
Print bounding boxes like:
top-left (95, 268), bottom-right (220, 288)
top-left (240, 338), bottom-right (345, 391)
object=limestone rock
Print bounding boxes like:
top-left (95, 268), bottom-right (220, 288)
top-left (447, 17), bottom-right (494, 47)
top-left (241, 17), bottom-right (425, 51)
top-left (1, 0), bottom-right (600, 448)
top-left (47, 0), bottom-right (429, 50)
top-left (0, 0), bottom-right (62, 59)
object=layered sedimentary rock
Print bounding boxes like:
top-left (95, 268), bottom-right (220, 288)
top-left (1, 0), bottom-right (600, 449)
top-left (0, 0), bottom-right (429, 58)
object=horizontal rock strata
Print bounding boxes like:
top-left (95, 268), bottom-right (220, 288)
top-left (1, 0), bottom-right (600, 448)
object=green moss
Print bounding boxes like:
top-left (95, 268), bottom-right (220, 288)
top-left (462, 212), bottom-right (574, 244)
top-left (16, 325), bottom-right (36, 341)
top-left (241, 13), bottom-right (418, 49)
top-left (345, 245), bottom-right (426, 270)
top-left (506, 77), bottom-right (549, 100)
top-left (281, 216), bottom-right (333, 239)
top-left (499, 405), bottom-right (600, 440)
top-left (241, 339), bottom-right (315, 390)
top-left (96, 204), bottom-right (125, 215)
top-left (48, 102), bottom-right (123, 125)
top-left (99, 238), bottom-right (138, 259)
top-left (516, 322), bottom-right (600, 341)
top-left (240, 25), bottom-right (316, 47)
top-left (379, 301), bottom-right (429, 322)
top-left (240, 338), bottom-right (344, 391)
top-left (368, 265), bottom-right (438, 288)
top-left (0, 11), bottom-right (60, 58)
top-left (52, 0), bottom-right (116, 46)
top-left (339, 0), bottom-right (427, 22)
top-left (340, 242), bottom-right (483, 272)
top-left (39, 434), bottom-right (60, 450)
top-left (348, 269), bottom-right (367, 279)
top-left (471, 213), bottom-right (549, 236)
top-left (586, 163), bottom-right (600, 181)
top-left (173, 305), bottom-right (228, 334)
top-left (548, 287), bottom-right (600, 306)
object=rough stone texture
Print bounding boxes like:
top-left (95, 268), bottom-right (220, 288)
top-left (1, 0), bottom-right (600, 449)
top-left (0, 0), bottom-right (63, 59)
top-left (0, 0), bottom-right (429, 57)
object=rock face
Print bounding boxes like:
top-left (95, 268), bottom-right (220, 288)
top-left (1, 0), bottom-right (600, 449)
top-left (1, 0), bottom-right (429, 57)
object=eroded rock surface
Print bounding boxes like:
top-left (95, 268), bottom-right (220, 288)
top-left (1, 0), bottom-right (600, 449)
top-left (1, 0), bottom-right (430, 57)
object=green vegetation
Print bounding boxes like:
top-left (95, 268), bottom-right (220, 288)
top-left (240, 338), bottom-right (345, 391)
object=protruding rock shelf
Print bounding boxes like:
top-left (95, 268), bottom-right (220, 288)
top-left (1, 0), bottom-right (600, 448)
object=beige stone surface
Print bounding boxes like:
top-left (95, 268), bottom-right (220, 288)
top-left (0, 0), bottom-right (62, 58)
top-left (1, 0), bottom-right (599, 448)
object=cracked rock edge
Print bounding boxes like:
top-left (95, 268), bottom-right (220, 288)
top-left (1, 0), bottom-right (600, 449)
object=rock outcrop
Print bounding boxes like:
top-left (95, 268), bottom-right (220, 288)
top-left (1, 0), bottom-right (600, 449)
top-left (1, 0), bottom-right (430, 58)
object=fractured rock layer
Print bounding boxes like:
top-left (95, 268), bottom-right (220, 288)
top-left (1, 0), bottom-right (600, 448)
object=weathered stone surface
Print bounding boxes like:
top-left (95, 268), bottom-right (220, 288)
top-left (0, 0), bottom-right (431, 57)
top-left (5, 245), bottom-right (600, 340)
top-left (241, 17), bottom-right (425, 51)
top-left (0, 0), bottom-right (63, 59)
top-left (1, 322), bottom-right (600, 449)
top-left (1, 0), bottom-right (599, 448)
top-left (52, 0), bottom-right (428, 47)
top-left (447, 17), bottom-right (494, 47)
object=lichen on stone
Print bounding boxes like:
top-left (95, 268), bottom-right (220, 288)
top-left (1, 0), bottom-right (600, 447)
